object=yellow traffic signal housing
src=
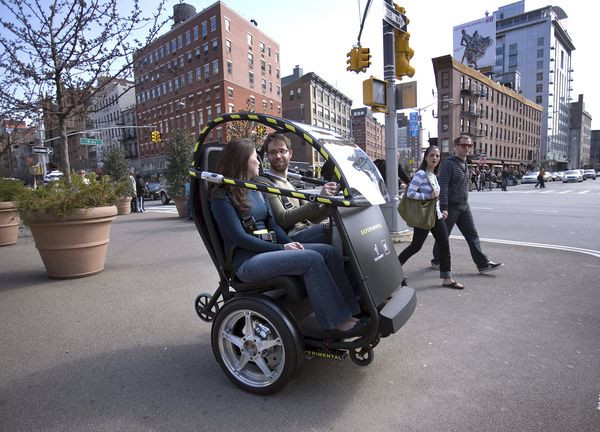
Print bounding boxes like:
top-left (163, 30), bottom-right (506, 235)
top-left (346, 47), bottom-right (360, 73)
top-left (155, 131), bottom-right (161, 142)
top-left (358, 47), bottom-right (371, 72)
top-left (395, 30), bottom-right (415, 79)
top-left (151, 130), bottom-right (161, 142)
top-left (363, 76), bottom-right (387, 113)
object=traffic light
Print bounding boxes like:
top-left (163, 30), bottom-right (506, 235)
top-left (346, 47), bottom-right (360, 73)
top-left (358, 47), bottom-right (371, 72)
top-left (395, 30), bottom-right (415, 79)
top-left (151, 130), bottom-right (161, 142)
top-left (155, 131), bottom-right (161, 142)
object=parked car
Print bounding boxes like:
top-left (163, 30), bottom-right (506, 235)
top-left (157, 179), bottom-right (171, 204)
top-left (542, 171), bottom-right (552, 182)
top-left (548, 172), bottom-right (558, 181)
top-left (578, 169), bottom-right (587, 180)
top-left (562, 170), bottom-right (583, 183)
top-left (554, 171), bottom-right (565, 181)
top-left (521, 171), bottom-right (539, 184)
top-left (583, 169), bottom-right (596, 180)
top-left (146, 182), bottom-right (161, 200)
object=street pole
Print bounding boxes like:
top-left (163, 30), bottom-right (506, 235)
top-left (381, 0), bottom-right (408, 239)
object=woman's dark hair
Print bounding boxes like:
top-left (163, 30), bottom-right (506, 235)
top-left (418, 145), bottom-right (441, 175)
top-left (212, 138), bottom-right (256, 212)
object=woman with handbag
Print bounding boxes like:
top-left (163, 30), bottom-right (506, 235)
top-left (398, 146), bottom-right (464, 289)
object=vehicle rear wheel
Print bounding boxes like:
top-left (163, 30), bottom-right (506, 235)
top-left (211, 297), bottom-right (303, 395)
top-left (160, 192), bottom-right (170, 205)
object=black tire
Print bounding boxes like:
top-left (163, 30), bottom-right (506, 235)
top-left (160, 192), bottom-right (170, 205)
top-left (349, 347), bottom-right (374, 366)
top-left (211, 296), bottom-right (303, 395)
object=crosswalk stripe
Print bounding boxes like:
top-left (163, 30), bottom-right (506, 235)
top-left (540, 190), bottom-right (555, 193)
top-left (558, 190), bottom-right (571, 194)
top-left (577, 190), bottom-right (590, 194)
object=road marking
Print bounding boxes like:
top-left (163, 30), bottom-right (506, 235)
top-left (558, 190), bottom-right (571, 194)
top-left (577, 190), bottom-right (590, 194)
top-left (449, 235), bottom-right (600, 259)
top-left (532, 209), bottom-right (558, 213)
top-left (471, 207), bottom-right (494, 210)
top-left (540, 190), bottom-right (556, 193)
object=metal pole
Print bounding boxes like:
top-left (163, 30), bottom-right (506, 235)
top-left (381, 0), bottom-right (408, 239)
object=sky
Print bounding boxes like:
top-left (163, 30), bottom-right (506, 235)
top-left (138, 0), bottom-right (596, 138)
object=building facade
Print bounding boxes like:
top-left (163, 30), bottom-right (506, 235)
top-left (282, 65), bottom-right (352, 166)
top-left (0, 119), bottom-right (41, 180)
top-left (133, 1), bottom-right (281, 175)
top-left (590, 130), bottom-right (600, 171)
top-left (90, 78), bottom-right (136, 169)
top-left (568, 94), bottom-right (592, 169)
top-left (433, 55), bottom-right (542, 169)
top-left (494, 2), bottom-right (575, 168)
top-left (396, 112), bottom-right (419, 168)
top-left (350, 108), bottom-right (385, 160)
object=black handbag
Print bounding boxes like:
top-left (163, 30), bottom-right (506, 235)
top-left (398, 193), bottom-right (437, 230)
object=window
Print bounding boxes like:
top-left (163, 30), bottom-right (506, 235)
top-left (225, 39), bottom-right (232, 53)
top-left (509, 43), bottom-right (517, 55)
top-left (537, 37), bottom-right (544, 47)
top-left (537, 49), bottom-right (544, 58)
top-left (204, 64), bottom-right (210, 78)
top-left (441, 116), bottom-right (449, 131)
top-left (212, 39), bottom-right (218, 51)
top-left (226, 60), bottom-right (233, 74)
top-left (276, 85), bottom-right (280, 96)
top-left (261, 78), bottom-right (266, 93)
top-left (224, 17), bottom-right (230, 32)
top-left (536, 60), bottom-right (543, 70)
top-left (193, 26), bottom-right (199, 41)
top-left (536, 84), bottom-right (543, 93)
top-left (268, 46), bottom-right (271, 57)
top-left (212, 60), bottom-right (219, 75)
top-left (201, 21), bottom-right (207, 37)
top-left (227, 87), bottom-right (234, 98)
top-left (259, 42), bottom-right (265, 53)
top-left (249, 71), bottom-right (254, 86)
top-left (228, 103), bottom-right (234, 113)
top-left (203, 43), bottom-right (208, 56)
top-left (275, 52), bottom-right (279, 62)
top-left (195, 47), bottom-right (201, 58)
top-left (536, 95), bottom-right (542, 104)
top-left (187, 51), bottom-right (192, 62)
top-left (185, 30), bottom-right (191, 45)
top-left (261, 59), bottom-right (265, 73)
top-left (171, 38), bottom-right (176, 52)
top-left (289, 89), bottom-right (294, 101)
top-left (187, 71), bottom-right (193, 85)
top-left (441, 71), bottom-right (449, 88)
top-left (210, 16), bottom-right (216, 32)
top-left (297, 87), bottom-right (302, 98)
top-left (177, 35), bottom-right (183, 49)
top-left (248, 53), bottom-right (254, 67)
top-left (206, 106), bottom-right (212, 121)
top-left (247, 33), bottom-right (253, 47)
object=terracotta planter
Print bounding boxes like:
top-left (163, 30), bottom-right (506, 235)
top-left (173, 196), bottom-right (186, 218)
top-left (116, 196), bottom-right (132, 215)
top-left (28, 206), bottom-right (118, 279)
top-left (0, 201), bottom-right (20, 246)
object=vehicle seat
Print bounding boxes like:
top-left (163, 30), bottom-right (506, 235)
top-left (191, 143), bottom-right (307, 302)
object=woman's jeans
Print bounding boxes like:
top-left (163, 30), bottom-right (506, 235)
top-left (235, 243), bottom-right (360, 330)
top-left (136, 195), bottom-right (145, 211)
top-left (398, 217), bottom-right (452, 279)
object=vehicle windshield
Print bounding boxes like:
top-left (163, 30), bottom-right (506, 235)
top-left (565, 170), bottom-right (578, 175)
top-left (321, 139), bottom-right (386, 205)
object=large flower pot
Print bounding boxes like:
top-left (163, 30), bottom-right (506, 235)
top-left (0, 201), bottom-right (20, 246)
top-left (116, 196), bottom-right (132, 215)
top-left (28, 206), bottom-right (118, 279)
top-left (173, 196), bottom-right (186, 218)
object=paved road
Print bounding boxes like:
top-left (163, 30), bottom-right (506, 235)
top-left (0, 199), bottom-right (598, 431)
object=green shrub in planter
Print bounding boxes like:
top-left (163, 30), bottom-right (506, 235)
top-left (0, 178), bottom-right (28, 202)
top-left (16, 173), bottom-right (118, 222)
top-left (165, 129), bottom-right (194, 198)
top-left (102, 147), bottom-right (135, 197)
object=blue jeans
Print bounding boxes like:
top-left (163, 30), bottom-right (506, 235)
top-left (399, 216), bottom-right (452, 279)
top-left (235, 244), bottom-right (360, 330)
top-left (290, 224), bottom-right (330, 244)
top-left (432, 204), bottom-right (489, 269)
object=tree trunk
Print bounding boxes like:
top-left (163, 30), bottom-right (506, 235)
top-left (58, 116), bottom-right (71, 183)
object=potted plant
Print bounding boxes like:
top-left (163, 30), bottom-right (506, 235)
top-left (16, 174), bottom-right (118, 278)
top-left (102, 147), bottom-right (135, 215)
top-left (165, 129), bottom-right (194, 218)
top-left (0, 178), bottom-right (28, 246)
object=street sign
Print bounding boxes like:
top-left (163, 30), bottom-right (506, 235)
top-left (409, 112), bottom-right (419, 137)
top-left (383, 4), bottom-right (407, 32)
top-left (80, 138), bottom-right (103, 146)
top-left (32, 146), bottom-right (53, 155)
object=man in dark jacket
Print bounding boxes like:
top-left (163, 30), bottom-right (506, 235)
top-left (431, 135), bottom-right (503, 274)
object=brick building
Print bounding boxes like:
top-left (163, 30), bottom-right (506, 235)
top-left (433, 55), bottom-right (542, 170)
top-left (133, 1), bottom-right (281, 174)
top-left (350, 108), bottom-right (385, 160)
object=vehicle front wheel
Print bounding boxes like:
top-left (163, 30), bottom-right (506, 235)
top-left (160, 192), bottom-right (170, 205)
top-left (211, 297), bottom-right (303, 395)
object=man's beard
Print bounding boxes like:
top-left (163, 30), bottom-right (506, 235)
top-left (270, 159), bottom-right (288, 172)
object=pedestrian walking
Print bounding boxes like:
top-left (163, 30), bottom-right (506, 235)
top-left (535, 168), bottom-right (546, 189)
top-left (431, 135), bottom-right (503, 274)
top-left (501, 167), bottom-right (509, 191)
top-left (129, 171), bottom-right (138, 212)
top-left (398, 146), bottom-right (464, 289)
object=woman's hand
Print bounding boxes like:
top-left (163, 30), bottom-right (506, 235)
top-left (442, 210), bottom-right (448, 220)
top-left (284, 242), bottom-right (304, 250)
top-left (319, 182), bottom-right (338, 196)
top-left (431, 189), bottom-right (439, 199)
